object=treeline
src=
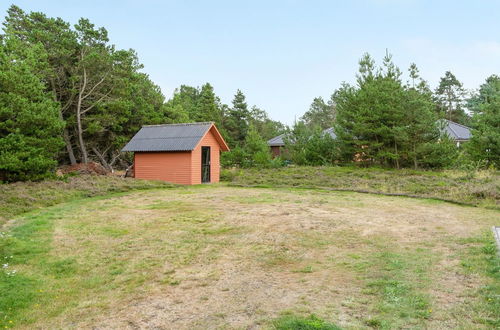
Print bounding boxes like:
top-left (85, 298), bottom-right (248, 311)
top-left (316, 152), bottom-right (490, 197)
top-left (269, 53), bottom-right (499, 169)
top-left (1, 5), bottom-right (497, 181)
top-left (0, 5), bottom-right (283, 181)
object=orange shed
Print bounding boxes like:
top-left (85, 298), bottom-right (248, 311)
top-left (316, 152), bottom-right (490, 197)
top-left (122, 122), bottom-right (229, 185)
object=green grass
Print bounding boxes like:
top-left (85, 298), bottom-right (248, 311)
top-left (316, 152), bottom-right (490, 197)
top-left (457, 232), bottom-right (500, 327)
top-left (221, 166), bottom-right (500, 209)
top-left (272, 314), bottom-right (342, 330)
top-left (0, 183), bottom-right (498, 328)
top-left (0, 192), bottom-right (238, 328)
top-left (0, 174), bottom-right (174, 226)
top-left (330, 234), bottom-right (435, 329)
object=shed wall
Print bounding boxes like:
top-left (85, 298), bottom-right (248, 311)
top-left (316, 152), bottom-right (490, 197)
top-left (134, 152), bottom-right (192, 184)
top-left (191, 127), bottom-right (221, 184)
top-left (271, 146), bottom-right (282, 158)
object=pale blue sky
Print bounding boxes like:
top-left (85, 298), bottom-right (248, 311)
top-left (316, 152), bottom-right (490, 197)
top-left (1, 1), bottom-right (499, 124)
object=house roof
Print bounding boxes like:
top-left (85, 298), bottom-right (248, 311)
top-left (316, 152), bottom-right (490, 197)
top-left (267, 133), bottom-right (287, 147)
top-left (443, 120), bottom-right (471, 141)
top-left (267, 128), bottom-right (337, 147)
top-left (122, 122), bottom-right (229, 152)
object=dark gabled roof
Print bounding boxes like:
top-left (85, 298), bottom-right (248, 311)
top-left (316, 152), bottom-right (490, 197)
top-left (122, 122), bottom-right (228, 152)
top-left (267, 133), bottom-right (287, 146)
top-left (267, 128), bottom-right (337, 147)
top-left (443, 120), bottom-right (471, 141)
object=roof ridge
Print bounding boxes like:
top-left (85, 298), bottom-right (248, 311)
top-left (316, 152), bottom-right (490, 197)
top-left (131, 136), bottom-right (204, 140)
top-left (143, 122), bottom-right (214, 127)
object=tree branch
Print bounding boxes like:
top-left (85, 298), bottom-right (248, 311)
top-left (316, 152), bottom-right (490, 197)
top-left (82, 73), bottom-right (109, 100)
top-left (80, 88), bottom-right (113, 115)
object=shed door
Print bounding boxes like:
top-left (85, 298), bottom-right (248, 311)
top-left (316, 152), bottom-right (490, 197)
top-left (201, 146), bottom-right (211, 183)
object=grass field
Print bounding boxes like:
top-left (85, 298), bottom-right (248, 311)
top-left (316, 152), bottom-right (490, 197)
top-left (0, 175), bottom-right (173, 227)
top-left (222, 166), bottom-right (500, 209)
top-left (1, 184), bottom-right (498, 329)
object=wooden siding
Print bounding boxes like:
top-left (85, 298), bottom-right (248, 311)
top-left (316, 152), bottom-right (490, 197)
top-left (270, 146), bottom-right (282, 158)
top-left (191, 126), bottom-right (221, 184)
top-left (134, 151), bottom-right (192, 184)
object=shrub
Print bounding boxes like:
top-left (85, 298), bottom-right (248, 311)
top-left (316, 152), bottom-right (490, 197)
top-left (416, 138), bottom-right (458, 168)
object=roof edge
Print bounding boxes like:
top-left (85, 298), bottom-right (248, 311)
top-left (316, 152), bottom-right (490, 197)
top-left (192, 123), bottom-right (230, 152)
top-left (142, 122), bottom-right (214, 128)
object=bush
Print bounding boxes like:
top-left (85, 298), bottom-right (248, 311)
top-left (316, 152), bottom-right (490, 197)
top-left (285, 124), bottom-right (341, 166)
top-left (416, 139), bottom-right (458, 169)
top-left (221, 146), bottom-right (247, 168)
top-left (222, 124), bottom-right (284, 169)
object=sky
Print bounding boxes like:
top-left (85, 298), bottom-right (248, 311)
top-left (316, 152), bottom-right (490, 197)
top-left (1, 0), bottom-right (499, 125)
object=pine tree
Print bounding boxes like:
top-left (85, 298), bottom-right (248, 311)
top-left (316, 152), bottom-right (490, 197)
top-left (467, 75), bottom-right (500, 166)
top-left (301, 96), bottom-right (336, 130)
top-left (334, 53), bottom-right (443, 168)
top-left (243, 124), bottom-right (271, 167)
top-left (404, 64), bottom-right (440, 169)
top-left (197, 83), bottom-right (222, 124)
top-left (335, 53), bottom-right (407, 167)
top-left (3, 5), bottom-right (79, 164)
top-left (0, 38), bottom-right (63, 181)
top-left (226, 89), bottom-right (250, 145)
top-left (248, 105), bottom-right (285, 140)
top-left (435, 71), bottom-right (470, 125)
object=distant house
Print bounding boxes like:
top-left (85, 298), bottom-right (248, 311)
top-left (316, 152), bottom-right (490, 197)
top-left (267, 128), bottom-right (337, 157)
top-left (122, 122), bottom-right (229, 185)
top-left (267, 120), bottom-right (471, 156)
top-left (441, 119), bottom-right (472, 147)
top-left (267, 133), bottom-right (287, 158)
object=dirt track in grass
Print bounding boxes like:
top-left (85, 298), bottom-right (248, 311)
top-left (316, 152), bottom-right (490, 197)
top-left (14, 186), bottom-right (499, 329)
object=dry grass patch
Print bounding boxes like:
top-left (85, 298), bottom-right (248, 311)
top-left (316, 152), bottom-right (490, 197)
top-left (0, 186), bottom-right (498, 329)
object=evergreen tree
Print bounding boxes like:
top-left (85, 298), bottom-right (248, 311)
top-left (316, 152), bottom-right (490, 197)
top-left (2, 5), bottom-right (176, 169)
top-left (404, 64), bottom-right (440, 169)
top-left (301, 95), bottom-right (336, 130)
top-left (434, 71), bottom-right (470, 125)
top-left (3, 5), bottom-right (79, 164)
top-left (243, 124), bottom-right (272, 167)
top-left (0, 38), bottom-right (63, 181)
top-left (248, 105), bottom-right (285, 140)
top-left (163, 85), bottom-right (199, 123)
top-left (197, 83), bottom-right (222, 124)
top-left (226, 89), bottom-right (250, 145)
top-left (467, 75), bottom-right (500, 166)
top-left (334, 53), bottom-right (444, 168)
top-left (335, 53), bottom-right (408, 167)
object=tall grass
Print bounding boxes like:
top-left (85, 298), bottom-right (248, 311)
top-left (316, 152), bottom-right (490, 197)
top-left (222, 166), bottom-right (499, 208)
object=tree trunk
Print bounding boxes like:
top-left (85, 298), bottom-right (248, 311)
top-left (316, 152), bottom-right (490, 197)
top-left (76, 68), bottom-right (88, 163)
top-left (76, 103), bottom-right (88, 163)
top-left (394, 141), bottom-right (400, 169)
top-left (92, 147), bottom-right (113, 172)
top-left (59, 111), bottom-right (77, 165)
top-left (51, 79), bottom-right (77, 165)
top-left (413, 143), bottom-right (418, 170)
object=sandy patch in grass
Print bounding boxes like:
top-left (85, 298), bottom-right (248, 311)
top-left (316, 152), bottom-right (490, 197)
top-left (25, 186), bottom-right (499, 329)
